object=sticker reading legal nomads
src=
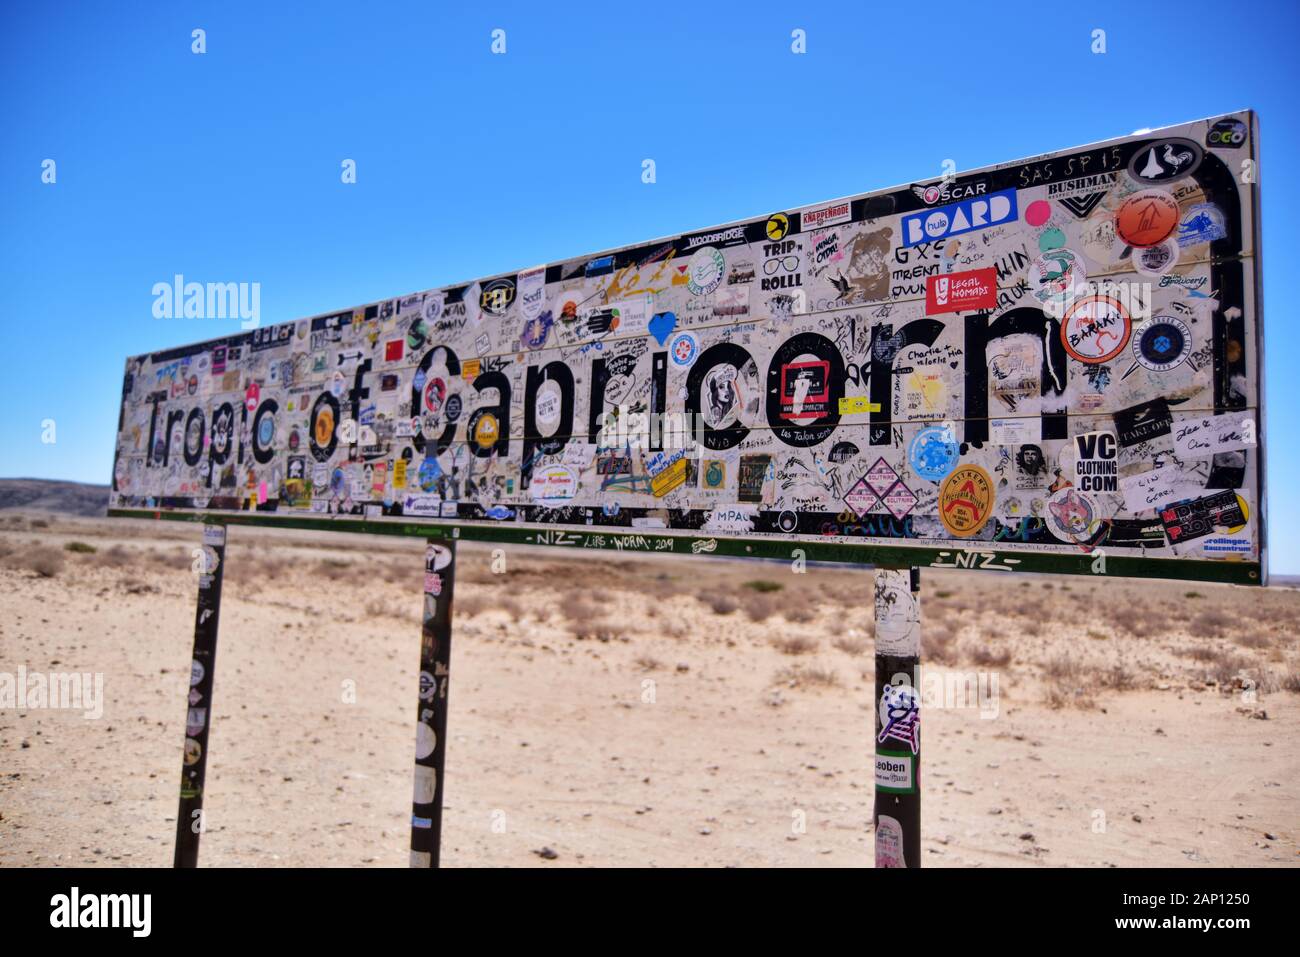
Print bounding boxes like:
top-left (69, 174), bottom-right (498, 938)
top-left (111, 113), bottom-right (1266, 585)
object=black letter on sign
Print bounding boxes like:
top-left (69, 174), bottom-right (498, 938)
top-left (765, 332), bottom-right (845, 448)
top-left (251, 399), bottom-right (278, 464)
top-left (869, 319), bottom-right (945, 445)
top-left (686, 343), bottom-right (754, 452)
top-left (522, 361), bottom-right (575, 488)
top-left (963, 307), bottom-right (1068, 445)
top-left (410, 346), bottom-right (461, 458)
top-left (207, 403), bottom-right (234, 488)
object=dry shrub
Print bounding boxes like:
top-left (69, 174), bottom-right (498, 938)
top-left (923, 618), bottom-right (957, 664)
top-left (773, 665), bottom-right (839, 689)
top-left (833, 637), bottom-right (869, 656)
top-left (16, 545), bottom-right (65, 578)
top-left (122, 578), bottom-right (159, 595)
top-left (455, 593), bottom-right (491, 618)
top-left (1203, 651), bottom-right (1255, 688)
top-left (744, 579), bottom-right (783, 593)
top-left (64, 541), bottom-right (97, 554)
top-left (704, 594), bottom-right (739, 616)
top-left (772, 636), bottom-right (818, 656)
top-left (149, 547), bottom-right (193, 570)
top-left (100, 544), bottom-right (135, 568)
top-left (743, 592), bottom-right (779, 622)
top-left (567, 618), bottom-right (624, 642)
top-left (1235, 630), bottom-right (1273, 650)
top-left (1106, 606), bottom-right (1158, 638)
top-left (1043, 654), bottom-right (1082, 680)
top-left (315, 558), bottom-right (352, 580)
top-left (1282, 672), bottom-right (1300, 694)
top-left (769, 665), bottom-right (842, 686)
top-left (500, 597), bottom-right (525, 622)
top-left (1188, 609), bottom-right (1234, 640)
top-left (970, 645), bottom-right (1012, 667)
top-left (30, 517), bottom-right (50, 528)
top-left (559, 592), bottom-right (599, 622)
top-left (1098, 663), bottom-right (1136, 691)
top-left (634, 656), bottom-right (662, 671)
top-left (783, 604), bottom-right (817, 624)
top-left (1184, 643), bottom-right (1222, 662)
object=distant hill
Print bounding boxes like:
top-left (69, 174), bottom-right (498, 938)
top-left (0, 478), bottom-right (109, 516)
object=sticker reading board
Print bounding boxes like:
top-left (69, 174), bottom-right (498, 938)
top-left (110, 113), bottom-right (1266, 584)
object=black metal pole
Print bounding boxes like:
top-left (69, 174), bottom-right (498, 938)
top-left (174, 523), bottom-right (227, 868)
top-left (409, 537), bottom-right (457, 868)
top-left (873, 566), bottom-right (921, 868)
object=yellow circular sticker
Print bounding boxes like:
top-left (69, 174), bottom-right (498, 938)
top-left (939, 465), bottom-right (994, 538)
top-left (314, 407), bottom-right (335, 446)
top-left (473, 413), bottom-right (499, 449)
top-left (765, 213), bottom-right (789, 241)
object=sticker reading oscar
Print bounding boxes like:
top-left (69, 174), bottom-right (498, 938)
top-left (938, 464), bottom-right (994, 537)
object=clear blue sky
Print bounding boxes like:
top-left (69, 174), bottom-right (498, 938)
top-left (2, 0), bottom-right (1296, 571)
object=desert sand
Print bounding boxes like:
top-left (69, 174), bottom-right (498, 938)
top-left (1, 511), bottom-right (1296, 867)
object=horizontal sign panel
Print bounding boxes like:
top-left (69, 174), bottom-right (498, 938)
top-left (110, 112), bottom-right (1265, 584)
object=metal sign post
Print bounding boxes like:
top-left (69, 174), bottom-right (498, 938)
top-left (409, 537), bottom-right (457, 867)
top-left (873, 567), bottom-right (921, 868)
top-left (174, 523), bottom-right (227, 868)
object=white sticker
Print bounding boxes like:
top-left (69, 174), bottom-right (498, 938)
top-left (875, 752), bottom-right (914, 792)
top-left (1171, 414), bottom-right (1251, 459)
top-left (413, 765), bottom-right (437, 805)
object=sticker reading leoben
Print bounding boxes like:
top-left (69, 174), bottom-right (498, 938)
top-left (110, 112), bottom-right (1265, 585)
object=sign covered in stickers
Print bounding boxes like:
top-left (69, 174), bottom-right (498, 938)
top-left (109, 113), bottom-right (1266, 584)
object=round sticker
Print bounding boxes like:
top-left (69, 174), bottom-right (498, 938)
top-left (190, 660), bottom-right (205, 687)
top-left (938, 465), bottom-right (994, 538)
top-left (445, 394), bottom-right (462, 424)
top-left (669, 332), bottom-right (699, 367)
top-left (1133, 316), bottom-right (1192, 372)
top-left (535, 381), bottom-right (562, 428)
top-left (184, 738), bottom-right (202, 766)
top-left (288, 427), bottom-right (301, 451)
top-left (473, 412), bottom-right (499, 450)
top-left (909, 425), bottom-right (960, 482)
top-left (257, 414), bottom-right (275, 447)
top-left (766, 213), bottom-right (789, 241)
top-left (1132, 237), bottom-right (1179, 276)
top-left (1025, 200), bottom-right (1052, 227)
top-left (1116, 189), bottom-right (1179, 247)
top-left (1028, 248), bottom-right (1085, 306)
top-left (1047, 486), bottom-right (1096, 540)
top-left (314, 405), bottom-right (335, 447)
top-left (423, 377), bottom-right (446, 414)
top-left (1061, 295), bottom-right (1132, 364)
top-left (245, 382), bottom-right (260, 413)
top-left (687, 246), bottom-right (725, 297)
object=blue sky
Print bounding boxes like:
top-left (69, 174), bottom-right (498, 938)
top-left (2, 0), bottom-right (1296, 571)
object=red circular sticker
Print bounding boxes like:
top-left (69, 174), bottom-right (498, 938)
top-left (1062, 295), bottom-right (1132, 363)
top-left (1116, 189), bottom-right (1179, 248)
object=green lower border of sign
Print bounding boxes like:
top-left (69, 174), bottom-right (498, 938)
top-left (875, 748), bottom-right (917, 795)
top-left (106, 508), bottom-right (1264, 586)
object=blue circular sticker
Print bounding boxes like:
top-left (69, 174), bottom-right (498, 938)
top-left (257, 415), bottom-right (275, 447)
top-left (909, 426), bottom-right (960, 482)
top-left (668, 332), bottom-right (698, 366)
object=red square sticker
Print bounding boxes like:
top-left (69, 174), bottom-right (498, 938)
top-left (385, 339), bottom-right (404, 362)
top-left (925, 267), bottom-right (998, 315)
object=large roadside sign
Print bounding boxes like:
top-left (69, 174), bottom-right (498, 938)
top-left (109, 112), bottom-right (1266, 584)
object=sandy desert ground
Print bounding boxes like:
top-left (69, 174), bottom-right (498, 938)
top-left (1, 511), bottom-right (1296, 868)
